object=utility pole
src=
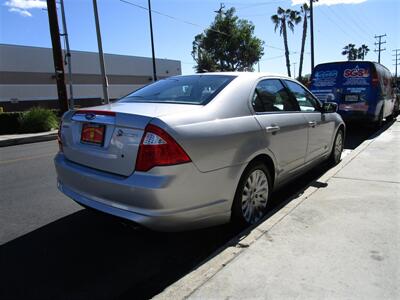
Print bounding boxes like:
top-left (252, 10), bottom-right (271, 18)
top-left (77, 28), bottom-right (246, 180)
top-left (258, 61), bottom-right (260, 72)
top-left (393, 49), bottom-right (400, 81)
top-left (374, 34), bottom-right (386, 64)
top-left (59, 0), bottom-right (74, 109)
top-left (310, 0), bottom-right (318, 72)
top-left (46, 0), bottom-right (69, 113)
top-left (92, 0), bottom-right (110, 104)
top-left (148, 0), bottom-right (157, 81)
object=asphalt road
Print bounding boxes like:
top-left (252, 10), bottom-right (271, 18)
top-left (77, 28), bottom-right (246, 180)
top-left (0, 124), bottom-right (379, 300)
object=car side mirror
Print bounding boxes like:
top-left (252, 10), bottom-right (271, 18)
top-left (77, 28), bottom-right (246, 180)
top-left (322, 102), bottom-right (338, 113)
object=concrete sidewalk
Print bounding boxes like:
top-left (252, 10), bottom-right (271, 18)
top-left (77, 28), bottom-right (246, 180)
top-left (157, 120), bottom-right (400, 300)
top-left (0, 130), bottom-right (58, 147)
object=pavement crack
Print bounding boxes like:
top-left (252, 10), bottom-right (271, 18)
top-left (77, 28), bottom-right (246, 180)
top-left (333, 176), bottom-right (400, 184)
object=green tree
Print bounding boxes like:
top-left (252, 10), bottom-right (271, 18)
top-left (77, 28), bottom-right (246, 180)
top-left (357, 44), bottom-right (370, 60)
top-left (342, 44), bottom-right (358, 60)
top-left (271, 7), bottom-right (301, 77)
top-left (298, 3), bottom-right (310, 80)
top-left (192, 7), bottom-right (264, 72)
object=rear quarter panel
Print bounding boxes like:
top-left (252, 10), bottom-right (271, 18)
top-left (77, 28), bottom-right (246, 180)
top-left (155, 75), bottom-right (272, 173)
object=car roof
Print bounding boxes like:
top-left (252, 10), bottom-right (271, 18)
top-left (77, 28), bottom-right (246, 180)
top-left (174, 72), bottom-right (290, 80)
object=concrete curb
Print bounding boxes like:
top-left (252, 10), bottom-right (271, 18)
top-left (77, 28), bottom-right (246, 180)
top-left (0, 131), bottom-right (58, 147)
top-left (153, 120), bottom-right (396, 300)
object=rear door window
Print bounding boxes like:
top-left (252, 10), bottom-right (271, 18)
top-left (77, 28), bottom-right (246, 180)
top-left (252, 79), bottom-right (298, 112)
top-left (284, 80), bottom-right (320, 112)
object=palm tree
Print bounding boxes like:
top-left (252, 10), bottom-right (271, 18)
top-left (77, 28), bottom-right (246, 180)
top-left (298, 3), bottom-right (310, 80)
top-left (342, 44), bottom-right (357, 60)
top-left (271, 7), bottom-right (301, 77)
top-left (357, 44), bottom-right (370, 60)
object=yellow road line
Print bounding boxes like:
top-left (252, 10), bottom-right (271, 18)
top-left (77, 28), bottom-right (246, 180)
top-left (0, 153), bottom-right (55, 165)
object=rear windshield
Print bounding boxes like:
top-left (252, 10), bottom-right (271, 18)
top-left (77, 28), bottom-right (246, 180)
top-left (310, 62), bottom-right (375, 102)
top-left (119, 75), bottom-right (236, 105)
top-left (311, 62), bottom-right (373, 89)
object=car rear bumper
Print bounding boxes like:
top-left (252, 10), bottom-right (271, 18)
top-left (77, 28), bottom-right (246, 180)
top-left (54, 153), bottom-right (236, 231)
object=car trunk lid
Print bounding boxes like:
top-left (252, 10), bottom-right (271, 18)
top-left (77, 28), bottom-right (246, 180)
top-left (60, 102), bottom-right (199, 176)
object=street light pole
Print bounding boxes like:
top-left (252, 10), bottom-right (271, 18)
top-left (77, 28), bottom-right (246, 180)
top-left (310, 0), bottom-right (317, 72)
top-left (46, 0), bottom-right (69, 113)
top-left (92, 0), bottom-right (110, 104)
top-left (59, 0), bottom-right (74, 109)
top-left (148, 0), bottom-right (157, 81)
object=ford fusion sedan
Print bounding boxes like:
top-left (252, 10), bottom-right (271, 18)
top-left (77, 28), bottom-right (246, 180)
top-left (55, 72), bottom-right (345, 231)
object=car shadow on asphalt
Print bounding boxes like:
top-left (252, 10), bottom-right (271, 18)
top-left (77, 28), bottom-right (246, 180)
top-left (0, 121), bottom-right (393, 300)
top-left (0, 209), bottom-right (240, 300)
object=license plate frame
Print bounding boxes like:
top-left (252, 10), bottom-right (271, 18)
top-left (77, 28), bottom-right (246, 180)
top-left (345, 94), bottom-right (359, 102)
top-left (81, 123), bottom-right (105, 146)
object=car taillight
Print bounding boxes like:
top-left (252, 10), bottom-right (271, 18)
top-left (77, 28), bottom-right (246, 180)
top-left (372, 69), bottom-right (379, 87)
top-left (135, 124), bottom-right (191, 172)
top-left (57, 120), bottom-right (63, 152)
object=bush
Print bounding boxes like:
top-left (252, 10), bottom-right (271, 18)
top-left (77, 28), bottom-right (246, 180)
top-left (0, 112), bottom-right (23, 134)
top-left (18, 107), bottom-right (59, 133)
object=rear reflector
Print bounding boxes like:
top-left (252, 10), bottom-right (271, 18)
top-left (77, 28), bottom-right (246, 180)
top-left (135, 124), bottom-right (191, 172)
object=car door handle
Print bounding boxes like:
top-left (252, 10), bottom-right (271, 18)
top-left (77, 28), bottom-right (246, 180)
top-left (308, 121), bottom-right (317, 127)
top-left (266, 125), bottom-right (280, 133)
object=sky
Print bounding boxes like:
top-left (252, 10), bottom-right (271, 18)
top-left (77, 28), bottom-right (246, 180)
top-left (0, 0), bottom-right (399, 76)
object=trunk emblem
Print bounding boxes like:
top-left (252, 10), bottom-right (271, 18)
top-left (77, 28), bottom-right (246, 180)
top-left (85, 113), bottom-right (96, 120)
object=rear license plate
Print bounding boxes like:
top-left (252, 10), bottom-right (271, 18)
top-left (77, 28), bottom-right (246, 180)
top-left (345, 95), bottom-right (359, 102)
top-left (81, 123), bottom-right (105, 145)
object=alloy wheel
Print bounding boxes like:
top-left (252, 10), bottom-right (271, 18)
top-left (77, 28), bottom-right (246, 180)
top-left (241, 169), bottom-right (269, 224)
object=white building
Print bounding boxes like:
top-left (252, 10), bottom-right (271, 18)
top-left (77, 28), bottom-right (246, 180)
top-left (0, 44), bottom-right (181, 111)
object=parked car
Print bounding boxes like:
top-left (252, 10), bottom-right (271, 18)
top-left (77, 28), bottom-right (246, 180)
top-left (309, 61), bottom-right (397, 126)
top-left (55, 73), bottom-right (345, 231)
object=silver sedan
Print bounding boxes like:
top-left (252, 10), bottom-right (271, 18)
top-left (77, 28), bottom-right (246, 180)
top-left (55, 72), bottom-right (345, 231)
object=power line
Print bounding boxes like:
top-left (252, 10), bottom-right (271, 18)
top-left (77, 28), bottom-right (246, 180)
top-left (224, 0), bottom-right (285, 10)
top-left (260, 54), bottom-right (285, 61)
top-left (119, 0), bottom-right (229, 36)
top-left (265, 44), bottom-right (284, 51)
top-left (318, 6), bottom-right (354, 42)
top-left (120, 1), bottom-right (292, 56)
top-left (326, 5), bottom-right (372, 44)
top-left (374, 34), bottom-right (386, 64)
top-left (348, 4), bottom-right (378, 39)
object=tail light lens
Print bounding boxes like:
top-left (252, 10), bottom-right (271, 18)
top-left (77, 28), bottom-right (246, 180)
top-left (372, 68), bottom-right (379, 87)
top-left (57, 120), bottom-right (63, 152)
top-left (135, 124), bottom-right (191, 172)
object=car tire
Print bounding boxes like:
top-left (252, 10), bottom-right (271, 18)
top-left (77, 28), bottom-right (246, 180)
top-left (395, 99), bottom-right (400, 117)
top-left (374, 108), bottom-right (384, 129)
top-left (231, 161), bottom-right (272, 226)
top-left (329, 129), bottom-right (344, 166)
